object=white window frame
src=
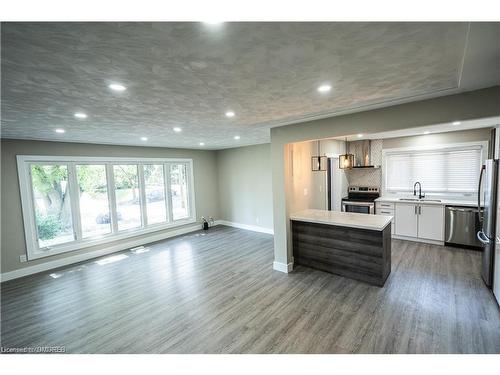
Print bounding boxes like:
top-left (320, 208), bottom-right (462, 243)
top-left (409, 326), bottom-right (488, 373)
top-left (17, 155), bottom-right (196, 260)
top-left (381, 141), bottom-right (488, 197)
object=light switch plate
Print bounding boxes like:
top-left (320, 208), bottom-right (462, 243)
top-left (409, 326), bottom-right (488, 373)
top-left (19, 255), bottom-right (27, 262)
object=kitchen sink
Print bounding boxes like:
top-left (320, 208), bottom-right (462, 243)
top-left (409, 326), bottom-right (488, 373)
top-left (398, 198), bottom-right (441, 202)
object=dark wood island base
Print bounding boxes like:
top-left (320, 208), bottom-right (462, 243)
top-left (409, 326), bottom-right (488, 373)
top-left (292, 220), bottom-right (392, 287)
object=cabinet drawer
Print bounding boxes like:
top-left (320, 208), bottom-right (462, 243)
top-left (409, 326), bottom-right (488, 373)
top-left (376, 202), bottom-right (394, 210)
top-left (377, 209), bottom-right (394, 215)
top-left (377, 209), bottom-right (394, 223)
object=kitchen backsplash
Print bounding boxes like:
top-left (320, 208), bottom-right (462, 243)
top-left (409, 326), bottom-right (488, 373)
top-left (345, 168), bottom-right (381, 187)
top-left (370, 139), bottom-right (383, 166)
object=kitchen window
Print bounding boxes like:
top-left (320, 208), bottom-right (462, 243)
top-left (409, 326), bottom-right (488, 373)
top-left (17, 156), bottom-right (196, 260)
top-left (382, 142), bottom-right (487, 195)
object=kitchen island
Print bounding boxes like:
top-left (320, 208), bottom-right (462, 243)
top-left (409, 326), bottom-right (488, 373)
top-left (290, 209), bottom-right (393, 286)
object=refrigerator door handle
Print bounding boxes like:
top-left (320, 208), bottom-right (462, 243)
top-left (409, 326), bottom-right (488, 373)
top-left (477, 230), bottom-right (490, 244)
top-left (478, 164), bottom-right (485, 223)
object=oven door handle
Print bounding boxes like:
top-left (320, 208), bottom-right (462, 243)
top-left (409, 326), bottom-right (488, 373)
top-left (342, 201), bottom-right (375, 206)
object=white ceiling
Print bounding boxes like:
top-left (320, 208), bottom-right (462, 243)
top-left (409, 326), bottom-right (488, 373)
top-left (1, 22), bottom-right (499, 149)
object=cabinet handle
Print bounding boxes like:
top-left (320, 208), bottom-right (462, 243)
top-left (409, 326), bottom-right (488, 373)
top-left (414, 206), bottom-right (417, 214)
top-left (419, 206), bottom-right (422, 215)
top-left (381, 204), bottom-right (390, 207)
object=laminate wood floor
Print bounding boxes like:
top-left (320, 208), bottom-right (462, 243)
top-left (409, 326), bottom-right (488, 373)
top-left (1, 225), bottom-right (499, 353)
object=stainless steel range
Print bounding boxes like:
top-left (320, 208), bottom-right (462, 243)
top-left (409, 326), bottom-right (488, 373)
top-left (341, 186), bottom-right (380, 214)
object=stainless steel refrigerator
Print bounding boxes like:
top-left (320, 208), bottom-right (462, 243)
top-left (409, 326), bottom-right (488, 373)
top-left (494, 170), bottom-right (500, 305)
top-left (477, 159), bottom-right (499, 287)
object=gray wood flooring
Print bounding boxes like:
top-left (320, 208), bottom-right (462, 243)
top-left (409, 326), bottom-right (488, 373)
top-left (1, 225), bottom-right (499, 353)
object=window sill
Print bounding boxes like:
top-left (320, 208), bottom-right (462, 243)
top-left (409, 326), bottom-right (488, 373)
top-left (27, 218), bottom-right (197, 261)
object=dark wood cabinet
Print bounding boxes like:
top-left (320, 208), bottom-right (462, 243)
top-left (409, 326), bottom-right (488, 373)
top-left (292, 220), bottom-right (391, 286)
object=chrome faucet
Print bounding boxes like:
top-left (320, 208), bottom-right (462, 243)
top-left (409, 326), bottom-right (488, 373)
top-left (413, 182), bottom-right (425, 199)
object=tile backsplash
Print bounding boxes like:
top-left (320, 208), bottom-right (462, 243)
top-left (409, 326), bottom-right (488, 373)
top-left (370, 139), bottom-right (383, 166)
top-left (345, 168), bottom-right (381, 188)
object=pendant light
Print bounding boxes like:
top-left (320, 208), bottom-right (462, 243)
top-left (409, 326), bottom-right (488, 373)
top-left (311, 140), bottom-right (327, 171)
top-left (339, 137), bottom-right (354, 169)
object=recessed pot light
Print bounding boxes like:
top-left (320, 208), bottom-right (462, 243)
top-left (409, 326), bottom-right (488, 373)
top-left (357, 134), bottom-right (363, 138)
top-left (108, 83), bottom-right (127, 92)
top-left (317, 84), bottom-right (332, 93)
top-left (225, 111), bottom-right (235, 118)
top-left (140, 137), bottom-right (148, 141)
top-left (173, 127), bottom-right (182, 133)
top-left (452, 121), bottom-right (461, 126)
top-left (74, 112), bottom-right (87, 119)
top-left (234, 135), bottom-right (240, 140)
top-left (55, 128), bottom-right (66, 133)
top-left (424, 131), bottom-right (431, 135)
top-left (199, 142), bottom-right (205, 146)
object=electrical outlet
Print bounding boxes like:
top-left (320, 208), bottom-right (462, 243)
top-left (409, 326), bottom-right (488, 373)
top-left (255, 217), bottom-right (260, 224)
top-left (19, 255), bottom-right (27, 262)
top-left (304, 188), bottom-right (308, 196)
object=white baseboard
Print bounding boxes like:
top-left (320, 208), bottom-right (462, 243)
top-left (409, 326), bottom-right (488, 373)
top-left (392, 235), bottom-right (444, 246)
top-left (215, 220), bottom-right (274, 235)
top-left (0, 223), bottom-right (202, 282)
top-left (273, 261), bottom-right (294, 273)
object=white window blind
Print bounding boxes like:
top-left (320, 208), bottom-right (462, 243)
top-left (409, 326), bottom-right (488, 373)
top-left (384, 146), bottom-right (483, 193)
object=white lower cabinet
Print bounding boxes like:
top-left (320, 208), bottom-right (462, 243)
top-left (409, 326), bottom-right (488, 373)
top-left (375, 202), bottom-right (395, 233)
top-left (394, 203), bottom-right (418, 237)
top-left (417, 204), bottom-right (444, 241)
top-left (393, 202), bottom-right (444, 242)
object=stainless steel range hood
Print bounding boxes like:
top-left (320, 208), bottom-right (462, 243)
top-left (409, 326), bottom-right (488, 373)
top-left (348, 140), bottom-right (376, 168)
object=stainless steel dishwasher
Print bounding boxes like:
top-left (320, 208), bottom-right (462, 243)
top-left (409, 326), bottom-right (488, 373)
top-left (445, 206), bottom-right (482, 249)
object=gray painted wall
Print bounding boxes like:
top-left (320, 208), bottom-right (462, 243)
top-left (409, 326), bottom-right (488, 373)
top-left (1, 139), bottom-right (220, 274)
top-left (216, 144), bottom-right (273, 230)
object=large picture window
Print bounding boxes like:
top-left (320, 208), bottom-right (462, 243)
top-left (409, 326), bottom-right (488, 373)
top-left (144, 164), bottom-right (168, 225)
top-left (170, 163), bottom-right (190, 220)
top-left (76, 164), bottom-right (111, 238)
top-left (383, 142), bottom-right (487, 195)
top-left (18, 156), bottom-right (196, 260)
top-left (113, 164), bottom-right (141, 231)
top-left (31, 164), bottom-right (74, 248)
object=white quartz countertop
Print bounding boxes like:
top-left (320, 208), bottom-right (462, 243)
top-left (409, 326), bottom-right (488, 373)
top-left (290, 209), bottom-right (392, 231)
top-left (375, 196), bottom-right (480, 207)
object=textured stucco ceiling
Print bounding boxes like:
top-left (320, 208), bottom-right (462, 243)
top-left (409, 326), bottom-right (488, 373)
top-left (0, 22), bottom-right (496, 149)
